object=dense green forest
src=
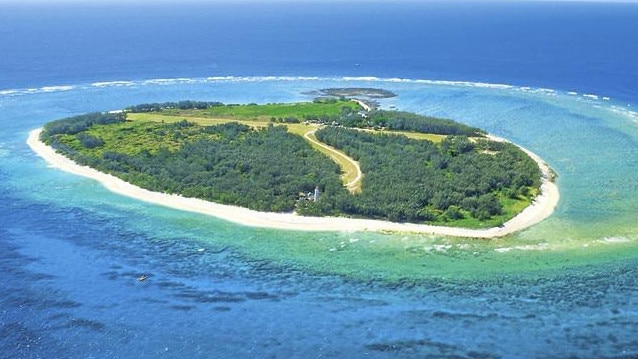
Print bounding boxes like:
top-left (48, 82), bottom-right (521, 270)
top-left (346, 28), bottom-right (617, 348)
top-left (339, 109), bottom-right (485, 136)
top-left (42, 116), bottom-right (346, 213)
top-left (40, 100), bottom-right (542, 228)
top-left (312, 127), bottom-right (540, 224)
top-left (124, 101), bottom-right (224, 112)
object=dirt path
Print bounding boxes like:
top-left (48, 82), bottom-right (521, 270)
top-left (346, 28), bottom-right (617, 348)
top-left (303, 129), bottom-right (363, 193)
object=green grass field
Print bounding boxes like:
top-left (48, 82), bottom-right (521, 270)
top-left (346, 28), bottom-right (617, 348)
top-left (160, 100), bottom-right (360, 120)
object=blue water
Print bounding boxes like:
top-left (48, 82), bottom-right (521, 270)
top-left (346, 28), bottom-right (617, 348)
top-left (2, 2), bottom-right (638, 358)
top-left (2, 1), bottom-right (637, 103)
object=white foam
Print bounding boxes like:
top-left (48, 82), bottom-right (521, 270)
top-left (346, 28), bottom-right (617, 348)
top-left (1, 85), bottom-right (76, 96)
top-left (471, 82), bottom-right (514, 90)
top-left (607, 106), bottom-right (638, 122)
top-left (494, 243), bottom-right (550, 253)
top-left (206, 76), bottom-right (321, 83)
top-left (142, 78), bottom-right (198, 85)
top-left (207, 76), bottom-right (253, 82)
top-left (517, 87), bottom-right (557, 96)
top-left (91, 81), bottom-right (135, 87)
top-left (0, 89), bottom-right (20, 96)
top-left (583, 94), bottom-right (599, 100)
top-left (386, 77), bottom-right (411, 83)
top-left (0, 75), bottom-right (534, 98)
top-left (204, 75), bottom-right (522, 92)
top-left (342, 76), bottom-right (381, 82)
top-left (340, 77), bottom-right (518, 91)
top-left (432, 244), bottom-right (453, 252)
top-left (40, 85), bottom-right (75, 92)
top-left (206, 76), bottom-right (235, 82)
top-left (276, 76), bottom-right (320, 81)
top-left (494, 247), bottom-right (512, 253)
top-left (438, 80), bottom-right (513, 90)
top-left (597, 236), bottom-right (631, 244)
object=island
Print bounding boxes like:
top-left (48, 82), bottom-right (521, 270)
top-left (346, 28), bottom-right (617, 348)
top-left (302, 87), bottom-right (397, 99)
top-left (28, 92), bottom-right (559, 238)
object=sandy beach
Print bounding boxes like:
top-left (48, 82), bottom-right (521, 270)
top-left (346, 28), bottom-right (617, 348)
top-left (27, 128), bottom-right (559, 238)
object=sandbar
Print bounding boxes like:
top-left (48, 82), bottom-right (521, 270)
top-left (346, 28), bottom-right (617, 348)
top-left (27, 128), bottom-right (559, 238)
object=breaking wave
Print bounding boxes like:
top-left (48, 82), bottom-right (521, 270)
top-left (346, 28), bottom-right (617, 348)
top-left (0, 76), bottom-right (631, 118)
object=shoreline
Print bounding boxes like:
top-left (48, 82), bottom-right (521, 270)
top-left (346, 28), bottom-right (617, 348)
top-left (27, 128), bottom-right (559, 238)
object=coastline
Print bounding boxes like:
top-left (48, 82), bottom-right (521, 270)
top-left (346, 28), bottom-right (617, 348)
top-left (27, 128), bottom-right (559, 238)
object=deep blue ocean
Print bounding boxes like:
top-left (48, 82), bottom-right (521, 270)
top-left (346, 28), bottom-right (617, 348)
top-left (2, 1), bottom-right (638, 358)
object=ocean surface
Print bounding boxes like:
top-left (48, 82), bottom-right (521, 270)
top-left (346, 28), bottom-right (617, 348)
top-left (2, 1), bottom-right (638, 358)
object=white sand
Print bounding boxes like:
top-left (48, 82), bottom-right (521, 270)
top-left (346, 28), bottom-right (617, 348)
top-left (27, 128), bottom-right (559, 238)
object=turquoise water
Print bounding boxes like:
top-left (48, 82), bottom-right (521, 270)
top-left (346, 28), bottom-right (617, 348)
top-left (2, 77), bottom-right (638, 357)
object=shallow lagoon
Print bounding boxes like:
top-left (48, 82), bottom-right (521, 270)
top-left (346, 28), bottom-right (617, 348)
top-left (2, 77), bottom-right (638, 357)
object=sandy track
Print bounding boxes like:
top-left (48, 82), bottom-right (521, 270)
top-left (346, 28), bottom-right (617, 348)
top-left (303, 129), bottom-right (362, 192)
